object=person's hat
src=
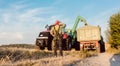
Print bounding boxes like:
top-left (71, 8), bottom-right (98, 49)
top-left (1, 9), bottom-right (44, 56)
top-left (55, 20), bottom-right (60, 25)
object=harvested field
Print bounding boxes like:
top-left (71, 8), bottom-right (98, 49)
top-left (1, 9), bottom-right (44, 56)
top-left (0, 44), bottom-right (97, 66)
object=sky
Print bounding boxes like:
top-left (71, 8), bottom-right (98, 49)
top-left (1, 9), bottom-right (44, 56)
top-left (0, 0), bottom-right (120, 45)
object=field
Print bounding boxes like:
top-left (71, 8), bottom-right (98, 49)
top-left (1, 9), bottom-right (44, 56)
top-left (0, 44), bottom-right (98, 66)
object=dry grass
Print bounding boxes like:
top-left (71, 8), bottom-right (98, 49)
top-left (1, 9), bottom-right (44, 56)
top-left (0, 44), bottom-right (36, 49)
top-left (106, 46), bottom-right (120, 54)
top-left (0, 44), bottom-right (98, 66)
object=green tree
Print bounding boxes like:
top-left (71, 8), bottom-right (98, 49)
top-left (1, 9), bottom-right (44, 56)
top-left (108, 13), bottom-right (120, 48)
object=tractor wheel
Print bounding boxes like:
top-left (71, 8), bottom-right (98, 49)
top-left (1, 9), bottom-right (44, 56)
top-left (39, 46), bottom-right (45, 50)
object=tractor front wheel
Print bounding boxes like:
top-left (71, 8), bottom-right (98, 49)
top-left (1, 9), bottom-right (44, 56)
top-left (39, 46), bottom-right (45, 50)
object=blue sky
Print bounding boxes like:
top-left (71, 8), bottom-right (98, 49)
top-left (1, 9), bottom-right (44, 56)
top-left (0, 0), bottom-right (120, 44)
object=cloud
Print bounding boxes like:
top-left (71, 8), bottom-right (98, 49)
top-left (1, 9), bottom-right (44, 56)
top-left (0, 32), bottom-right (23, 39)
top-left (88, 7), bottom-right (120, 24)
top-left (2, 13), bottom-right (10, 23)
top-left (1, 0), bottom-right (119, 44)
top-left (0, 1), bottom-right (62, 44)
top-left (87, 7), bottom-right (120, 42)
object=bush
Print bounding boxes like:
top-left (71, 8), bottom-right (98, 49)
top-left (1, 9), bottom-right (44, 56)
top-left (107, 13), bottom-right (120, 49)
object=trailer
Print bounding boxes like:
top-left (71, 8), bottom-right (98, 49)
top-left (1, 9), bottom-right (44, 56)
top-left (77, 25), bottom-right (101, 52)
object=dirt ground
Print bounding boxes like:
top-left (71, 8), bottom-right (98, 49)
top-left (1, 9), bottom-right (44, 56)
top-left (70, 53), bottom-right (120, 66)
top-left (41, 44), bottom-right (120, 66)
top-left (33, 52), bottom-right (120, 66)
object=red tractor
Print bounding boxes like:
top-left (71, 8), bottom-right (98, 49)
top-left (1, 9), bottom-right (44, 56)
top-left (35, 25), bottom-right (53, 50)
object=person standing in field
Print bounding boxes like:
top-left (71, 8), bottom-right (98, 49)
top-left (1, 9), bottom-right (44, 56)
top-left (50, 20), bottom-right (65, 56)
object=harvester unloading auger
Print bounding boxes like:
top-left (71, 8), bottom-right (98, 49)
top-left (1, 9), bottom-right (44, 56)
top-left (35, 16), bottom-right (104, 52)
